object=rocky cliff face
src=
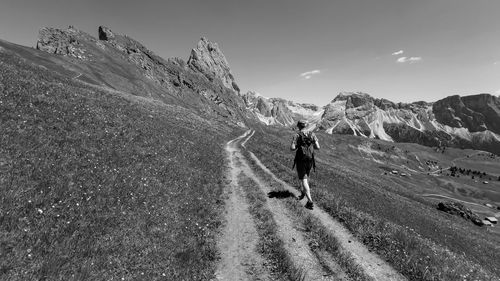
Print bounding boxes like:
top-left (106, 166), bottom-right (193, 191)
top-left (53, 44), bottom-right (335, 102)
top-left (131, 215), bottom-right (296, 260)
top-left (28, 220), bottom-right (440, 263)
top-left (317, 92), bottom-right (436, 138)
top-left (187, 38), bottom-right (240, 93)
top-left (34, 25), bottom-right (247, 126)
top-left (433, 94), bottom-right (500, 134)
top-left (241, 91), bottom-right (323, 126)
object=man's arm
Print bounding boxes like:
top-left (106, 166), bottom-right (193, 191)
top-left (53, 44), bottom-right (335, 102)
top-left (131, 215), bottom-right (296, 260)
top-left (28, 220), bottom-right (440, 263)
top-left (290, 134), bottom-right (297, 151)
top-left (314, 140), bottom-right (320, 150)
top-left (313, 134), bottom-right (320, 150)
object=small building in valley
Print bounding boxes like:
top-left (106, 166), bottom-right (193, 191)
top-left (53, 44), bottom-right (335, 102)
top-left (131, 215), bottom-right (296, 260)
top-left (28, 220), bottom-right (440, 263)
top-left (482, 220), bottom-right (493, 227)
top-left (485, 217), bottom-right (498, 224)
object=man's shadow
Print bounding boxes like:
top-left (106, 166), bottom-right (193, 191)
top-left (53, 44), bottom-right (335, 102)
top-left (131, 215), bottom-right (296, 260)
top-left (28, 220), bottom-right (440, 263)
top-left (267, 190), bottom-right (296, 199)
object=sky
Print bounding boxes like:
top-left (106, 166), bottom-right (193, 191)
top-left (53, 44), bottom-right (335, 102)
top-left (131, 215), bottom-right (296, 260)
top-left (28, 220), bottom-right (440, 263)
top-left (1, 0), bottom-right (499, 106)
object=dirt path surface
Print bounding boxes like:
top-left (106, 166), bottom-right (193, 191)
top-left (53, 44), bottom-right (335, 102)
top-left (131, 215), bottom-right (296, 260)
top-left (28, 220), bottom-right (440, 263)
top-left (234, 144), bottom-right (342, 280)
top-left (216, 130), bottom-right (406, 280)
top-left (214, 130), bottom-right (269, 281)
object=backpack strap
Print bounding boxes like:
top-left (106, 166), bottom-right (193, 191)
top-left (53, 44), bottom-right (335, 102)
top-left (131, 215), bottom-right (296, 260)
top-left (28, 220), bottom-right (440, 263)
top-left (312, 152), bottom-right (316, 172)
top-left (291, 132), bottom-right (300, 170)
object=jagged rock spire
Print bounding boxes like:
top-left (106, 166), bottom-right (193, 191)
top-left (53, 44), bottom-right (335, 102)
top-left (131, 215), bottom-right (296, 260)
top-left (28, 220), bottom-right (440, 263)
top-left (187, 37), bottom-right (240, 93)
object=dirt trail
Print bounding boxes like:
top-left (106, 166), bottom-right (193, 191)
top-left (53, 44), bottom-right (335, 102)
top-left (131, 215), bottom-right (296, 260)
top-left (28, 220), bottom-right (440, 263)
top-left (234, 142), bottom-right (343, 280)
top-left (216, 130), bottom-right (406, 280)
top-left (421, 193), bottom-right (485, 207)
top-left (214, 130), bottom-right (269, 281)
top-left (217, 130), bottom-right (341, 280)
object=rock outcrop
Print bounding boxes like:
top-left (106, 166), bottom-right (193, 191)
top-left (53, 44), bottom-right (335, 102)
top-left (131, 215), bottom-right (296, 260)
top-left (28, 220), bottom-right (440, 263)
top-left (98, 26), bottom-right (115, 41)
top-left (36, 26), bottom-right (94, 59)
top-left (437, 201), bottom-right (484, 226)
top-left (187, 38), bottom-right (240, 93)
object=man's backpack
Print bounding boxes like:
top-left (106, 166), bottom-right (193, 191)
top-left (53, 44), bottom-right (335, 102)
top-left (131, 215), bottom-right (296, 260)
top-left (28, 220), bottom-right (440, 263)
top-left (293, 131), bottom-right (316, 171)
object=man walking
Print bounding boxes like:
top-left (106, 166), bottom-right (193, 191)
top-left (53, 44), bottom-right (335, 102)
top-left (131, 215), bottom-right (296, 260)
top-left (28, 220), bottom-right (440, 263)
top-left (290, 120), bottom-right (320, 210)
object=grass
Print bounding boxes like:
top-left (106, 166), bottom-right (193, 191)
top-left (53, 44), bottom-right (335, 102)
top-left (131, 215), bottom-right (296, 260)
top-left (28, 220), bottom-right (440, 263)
top-left (245, 126), bottom-right (500, 280)
top-left (241, 149), bottom-right (370, 281)
top-left (0, 50), bottom-right (242, 280)
top-left (238, 173), bottom-right (300, 281)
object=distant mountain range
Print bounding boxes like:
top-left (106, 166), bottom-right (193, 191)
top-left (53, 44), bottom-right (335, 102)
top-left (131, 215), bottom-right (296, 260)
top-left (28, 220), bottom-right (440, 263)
top-left (2, 25), bottom-right (499, 154)
top-left (242, 91), bottom-right (500, 154)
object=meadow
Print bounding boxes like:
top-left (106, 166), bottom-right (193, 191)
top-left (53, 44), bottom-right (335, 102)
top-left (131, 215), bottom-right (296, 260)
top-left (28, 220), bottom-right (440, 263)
top-left (0, 50), bottom-right (242, 280)
top-left (245, 125), bottom-right (500, 280)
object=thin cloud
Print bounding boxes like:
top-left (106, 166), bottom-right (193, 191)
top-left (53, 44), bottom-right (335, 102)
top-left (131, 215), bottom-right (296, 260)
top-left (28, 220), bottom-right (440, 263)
top-left (299, 70), bottom-right (321, 79)
top-left (396, 57), bottom-right (407, 63)
top-left (494, 61), bottom-right (500, 65)
top-left (392, 50), bottom-right (404, 56)
top-left (397, 56), bottom-right (422, 63)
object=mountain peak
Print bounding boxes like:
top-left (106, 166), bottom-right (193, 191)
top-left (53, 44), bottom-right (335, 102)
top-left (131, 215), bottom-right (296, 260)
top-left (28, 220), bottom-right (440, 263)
top-left (331, 92), bottom-right (372, 103)
top-left (187, 37), bottom-right (240, 93)
top-left (332, 92), bottom-right (375, 109)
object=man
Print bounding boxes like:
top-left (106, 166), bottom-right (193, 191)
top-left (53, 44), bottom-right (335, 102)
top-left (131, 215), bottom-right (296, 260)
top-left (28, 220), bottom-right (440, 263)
top-left (290, 120), bottom-right (320, 210)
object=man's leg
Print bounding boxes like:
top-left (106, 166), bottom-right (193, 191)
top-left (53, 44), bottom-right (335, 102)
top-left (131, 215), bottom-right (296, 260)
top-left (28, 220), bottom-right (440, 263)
top-left (302, 178), bottom-right (313, 203)
top-left (296, 179), bottom-right (305, 200)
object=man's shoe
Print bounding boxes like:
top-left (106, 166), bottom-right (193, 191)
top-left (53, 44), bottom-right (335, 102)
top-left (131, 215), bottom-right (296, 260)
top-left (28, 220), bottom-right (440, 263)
top-left (305, 201), bottom-right (314, 210)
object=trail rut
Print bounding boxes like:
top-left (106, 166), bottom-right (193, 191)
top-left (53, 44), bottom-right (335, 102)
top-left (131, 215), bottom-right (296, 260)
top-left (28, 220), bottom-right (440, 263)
top-left (215, 130), bottom-right (406, 281)
top-left (214, 130), bottom-right (268, 281)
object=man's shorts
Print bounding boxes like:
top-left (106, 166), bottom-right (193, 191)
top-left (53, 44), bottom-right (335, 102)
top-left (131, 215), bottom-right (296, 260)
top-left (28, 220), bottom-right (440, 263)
top-left (296, 160), bottom-right (313, 180)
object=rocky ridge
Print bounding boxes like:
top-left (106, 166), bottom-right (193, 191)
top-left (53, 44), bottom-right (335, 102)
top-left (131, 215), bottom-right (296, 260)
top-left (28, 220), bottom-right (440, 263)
top-left (35, 25), bottom-right (247, 125)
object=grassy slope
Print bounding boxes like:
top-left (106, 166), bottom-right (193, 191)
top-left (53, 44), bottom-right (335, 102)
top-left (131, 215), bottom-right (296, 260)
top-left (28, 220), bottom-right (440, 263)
top-left (246, 126), bottom-right (500, 280)
top-left (0, 51), bottom-right (242, 280)
top-left (0, 38), bottom-right (248, 126)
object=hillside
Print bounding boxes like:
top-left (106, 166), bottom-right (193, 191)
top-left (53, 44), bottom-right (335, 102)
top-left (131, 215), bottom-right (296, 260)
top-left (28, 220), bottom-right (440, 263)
top-left (1, 25), bottom-right (500, 280)
top-left (0, 26), bottom-right (248, 280)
